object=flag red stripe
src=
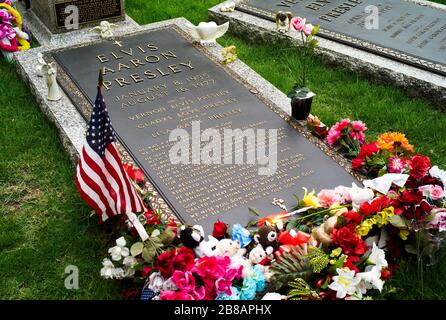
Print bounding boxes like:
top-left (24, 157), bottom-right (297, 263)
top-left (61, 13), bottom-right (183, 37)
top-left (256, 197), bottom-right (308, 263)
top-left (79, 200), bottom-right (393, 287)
top-left (103, 146), bottom-right (127, 214)
top-left (78, 160), bottom-right (114, 217)
top-left (83, 146), bottom-right (119, 214)
top-left (109, 145), bottom-right (138, 212)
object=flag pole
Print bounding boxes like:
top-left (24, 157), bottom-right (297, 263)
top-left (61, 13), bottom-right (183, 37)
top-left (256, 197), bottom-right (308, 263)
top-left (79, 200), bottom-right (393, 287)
top-left (98, 68), bottom-right (104, 93)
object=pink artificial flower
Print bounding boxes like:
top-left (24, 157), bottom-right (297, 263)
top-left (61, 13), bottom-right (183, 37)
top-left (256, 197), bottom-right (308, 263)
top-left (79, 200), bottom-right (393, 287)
top-left (171, 271), bottom-right (196, 293)
top-left (317, 189), bottom-right (342, 208)
top-left (291, 17), bottom-right (306, 32)
top-left (302, 24), bottom-right (314, 36)
top-left (349, 130), bottom-right (366, 144)
top-left (335, 185), bottom-right (352, 203)
top-left (326, 129), bottom-right (341, 146)
top-left (419, 185), bottom-right (445, 200)
top-left (388, 156), bottom-right (407, 173)
top-left (428, 208), bottom-right (446, 232)
top-left (351, 120), bottom-right (367, 132)
top-left (160, 290), bottom-right (194, 300)
top-left (215, 278), bottom-right (233, 296)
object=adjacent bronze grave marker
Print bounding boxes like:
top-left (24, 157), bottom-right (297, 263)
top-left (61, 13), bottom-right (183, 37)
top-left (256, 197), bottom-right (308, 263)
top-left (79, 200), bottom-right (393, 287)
top-left (31, 0), bottom-right (125, 33)
top-left (50, 27), bottom-right (360, 230)
top-left (237, 0), bottom-right (446, 76)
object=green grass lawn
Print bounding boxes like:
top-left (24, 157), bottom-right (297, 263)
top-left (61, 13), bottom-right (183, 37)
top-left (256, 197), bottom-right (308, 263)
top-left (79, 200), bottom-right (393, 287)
top-left (0, 0), bottom-right (445, 299)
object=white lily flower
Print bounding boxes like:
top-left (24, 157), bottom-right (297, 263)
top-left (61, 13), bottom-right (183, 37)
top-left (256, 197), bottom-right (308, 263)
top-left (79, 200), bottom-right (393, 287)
top-left (358, 266), bottom-right (384, 292)
top-left (328, 268), bottom-right (361, 299)
top-left (367, 243), bottom-right (388, 270)
top-left (100, 258), bottom-right (115, 279)
top-left (108, 237), bottom-right (130, 261)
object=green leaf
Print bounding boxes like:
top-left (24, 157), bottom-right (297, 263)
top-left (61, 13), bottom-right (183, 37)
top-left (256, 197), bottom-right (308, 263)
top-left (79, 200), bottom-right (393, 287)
top-left (246, 219), bottom-right (259, 228)
top-left (151, 237), bottom-right (164, 249)
top-left (141, 245), bottom-right (157, 263)
top-left (130, 242), bottom-right (144, 257)
top-left (389, 215), bottom-right (408, 229)
top-left (249, 207), bottom-right (260, 216)
top-left (404, 244), bottom-right (417, 255)
top-left (311, 25), bottom-right (320, 35)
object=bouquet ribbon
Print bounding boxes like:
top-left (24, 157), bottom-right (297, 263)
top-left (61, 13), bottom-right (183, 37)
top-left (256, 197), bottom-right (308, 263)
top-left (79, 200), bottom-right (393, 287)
top-left (363, 173), bottom-right (409, 195)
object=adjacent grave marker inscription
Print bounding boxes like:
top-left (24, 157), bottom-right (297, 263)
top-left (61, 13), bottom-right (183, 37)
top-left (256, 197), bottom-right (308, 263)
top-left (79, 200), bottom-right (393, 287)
top-left (237, 0), bottom-right (446, 76)
top-left (31, 0), bottom-right (125, 33)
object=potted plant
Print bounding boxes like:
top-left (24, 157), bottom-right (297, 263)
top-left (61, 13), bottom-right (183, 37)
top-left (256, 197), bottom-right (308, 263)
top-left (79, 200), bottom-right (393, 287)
top-left (287, 17), bottom-right (320, 120)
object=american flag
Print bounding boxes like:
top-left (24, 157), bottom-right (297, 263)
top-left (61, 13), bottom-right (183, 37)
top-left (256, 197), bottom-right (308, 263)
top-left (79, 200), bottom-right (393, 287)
top-left (75, 87), bottom-right (146, 223)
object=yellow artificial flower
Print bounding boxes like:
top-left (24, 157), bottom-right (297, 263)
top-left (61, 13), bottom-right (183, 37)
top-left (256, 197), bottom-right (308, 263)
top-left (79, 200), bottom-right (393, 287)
top-left (356, 218), bottom-right (376, 237)
top-left (399, 229), bottom-right (410, 240)
top-left (303, 187), bottom-right (320, 208)
top-left (356, 224), bottom-right (372, 237)
top-left (330, 206), bottom-right (348, 216)
top-left (376, 207), bottom-right (394, 227)
top-left (330, 247), bottom-right (342, 258)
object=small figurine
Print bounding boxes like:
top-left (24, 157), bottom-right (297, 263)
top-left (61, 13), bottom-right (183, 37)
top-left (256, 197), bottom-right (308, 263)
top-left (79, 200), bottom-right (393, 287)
top-left (43, 62), bottom-right (62, 101)
top-left (220, 2), bottom-right (236, 12)
top-left (35, 52), bottom-right (46, 77)
top-left (222, 45), bottom-right (237, 64)
top-left (275, 11), bottom-right (293, 33)
top-left (91, 21), bottom-right (118, 39)
top-left (186, 21), bottom-right (229, 46)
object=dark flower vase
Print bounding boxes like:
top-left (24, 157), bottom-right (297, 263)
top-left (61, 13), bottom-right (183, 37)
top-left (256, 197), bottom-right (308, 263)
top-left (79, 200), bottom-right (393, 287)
top-left (291, 95), bottom-right (314, 121)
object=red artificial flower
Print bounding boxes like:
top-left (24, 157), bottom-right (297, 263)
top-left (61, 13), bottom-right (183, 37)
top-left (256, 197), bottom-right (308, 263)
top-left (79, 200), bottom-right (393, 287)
top-left (352, 142), bottom-right (379, 170)
top-left (380, 269), bottom-right (392, 281)
top-left (408, 154), bottom-right (432, 180)
top-left (141, 265), bottom-right (152, 278)
top-left (144, 209), bottom-right (160, 225)
top-left (212, 220), bottom-right (228, 239)
top-left (399, 190), bottom-right (424, 205)
top-left (359, 195), bottom-right (392, 216)
top-left (172, 247), bottom-right (195, 272)
top-left (343, 255), bottom-right (361, 273)
top-left (123, 163), bottom-right (145, 184)
top-left (167, 217), bottom-right (178, 234)
top-left (352, 158), bottom-right (365, 170)
top-left (278, 230), bottom-right (311, 246)
top-left (357, 142), bottom-right (379, 159)
top-left (343, 210), bottom-right (363, 225)
top-left (331, 224), bottom-right (367, 256)
top-left (155, 249), bottom-right (176, 278)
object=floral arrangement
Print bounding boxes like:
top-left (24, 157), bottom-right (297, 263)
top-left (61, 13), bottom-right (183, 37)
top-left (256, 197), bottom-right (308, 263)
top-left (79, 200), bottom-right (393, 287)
top-left (288, 17), bottom-right (320, 98)
top-left (0, 0), bottom-right (31, 61)
top-left (97, 117), bottom-right (445, 300)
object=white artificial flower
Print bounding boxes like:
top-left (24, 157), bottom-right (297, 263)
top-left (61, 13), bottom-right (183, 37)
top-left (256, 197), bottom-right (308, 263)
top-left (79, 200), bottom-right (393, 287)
top-left (148, 272), bottom-right (165, 293)
top-left (123, 266), bottom-right (136, 278)
top-left (261, 292), bottom-right (287, 300)
top-left (112, 267), bottom-right (125, 279)
top-left (162, 277), bottom-right (178, 292)
top-left (328, 268), bottom-right (361, 299)
top-left (348, 183), bottom-right (375, 211)
top-left (367, 243), bottom-right (388, 270)
top-left (108, 237), bottom-right (130, 261)
top-left (151, 229), bottom-right (161, 237)
top-left (358, 266), bottom-right (384, 292)
top-left (116, 236), bottom-right (127, 247)
top-left (100, 258), bottom-right (115, 279)
top-left (123, 256), bottom-right (138, 268)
